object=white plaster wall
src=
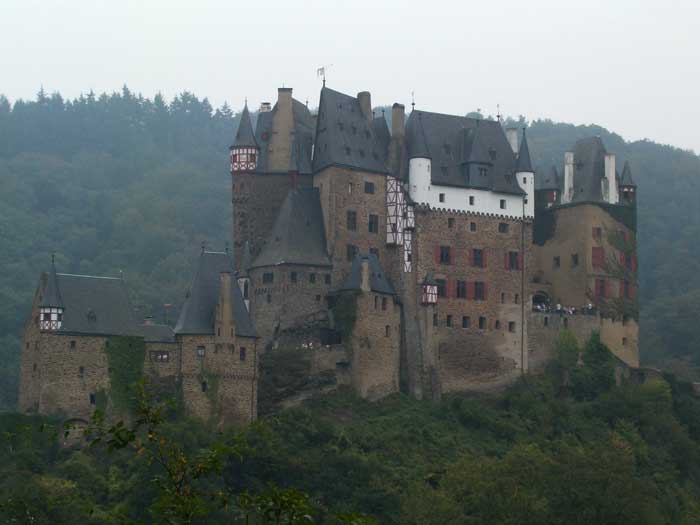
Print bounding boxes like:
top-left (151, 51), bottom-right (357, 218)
top-left (515, 171), bottom-right (535, 218)
top-left (408, 157), bottom-right (532, 219)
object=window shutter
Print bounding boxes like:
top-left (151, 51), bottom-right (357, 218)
top-left (483, 282), bottom-right (488, 300)
top-left (619, 252), bottom-right (625, 265)
top-left (631, 254), bottom-right (637, 272)
top-left (518, 253), bottom-right (523, 271)
top-left (435, 246), bottom-right (440, 264)
top-left (604, 279), bottom-right (612, 298)
top-left (451, 279), bottom-right (457, 298)
top-left (483, 249), bottom-right (488, 268)
top-left (467, 281), bottom-right (475, 300)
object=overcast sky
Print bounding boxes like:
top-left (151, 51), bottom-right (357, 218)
top-left (2, 0), bottom-right (699, 152)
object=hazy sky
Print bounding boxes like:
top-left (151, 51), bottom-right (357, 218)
top-left (2, 0), bottom-right (699, 152)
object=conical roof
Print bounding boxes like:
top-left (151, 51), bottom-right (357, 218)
top-left (620, 161), bottom-right (636, 187)
top-left (536, 165), bottom-right (560, 191)
top-left (232, 103), bottom-right (258, 148)
top-left (42, 255), bottom-right (64, 308)
top-left (516, 129), bottom-right (533, 172)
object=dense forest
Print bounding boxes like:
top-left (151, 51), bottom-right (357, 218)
top-left (1, 87), bottom-right (700, 412)
top-left (3, 333), bottom-right (700, 523)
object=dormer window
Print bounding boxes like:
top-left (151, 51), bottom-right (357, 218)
top-left (421, 284), bottom-right (438, 304)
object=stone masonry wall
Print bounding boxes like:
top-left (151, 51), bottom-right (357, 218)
top-left (348, 291), bottom-right (401, 400)
top-left (178, 334), bottom-right (258, 426)
top-left (250, 264), bottom-right (332, 349)
top-left (411, 208), bottom-right (533, 394)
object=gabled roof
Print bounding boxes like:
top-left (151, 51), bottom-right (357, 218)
top-left (405, 110), bottom-right (525, 195)
top-left (570, 136), bottom-right (608, 203)
top-left (251, 188), bottom-right (331, 269)
top-left (232, 104), bottom-right (258, 148)
top-left (40, 272), bottom-right (138, 336)
top-left (336, 253), bottom-right (396, 295)
top-left (536, 166), bottom-right (560, 191)
top-left (620, 161), bottom-right (636, 187)
top-left (138, 322), bottom-right (175, 343)
top-left (42, 256), bottom-right (64, 308)
top-left (516, 129), bottom-right (533, 173)
top-left (312, 87), bottom-right (389, 174)
top-left (174, 251), bottom-right (256, 337)
top-left (254, 98), bottom-right (315, 174)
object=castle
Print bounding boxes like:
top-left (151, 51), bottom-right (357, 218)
top-left (18, 84), bottom-right (639, 425)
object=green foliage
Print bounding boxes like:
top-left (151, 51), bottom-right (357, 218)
top-left (331, 292), bottom-right (359, 340)
top-left (570, 332), bottom-right (616, 400)
top-left (555, 329), bottom-right (580, 370)
top-left (104, 335), bottom-right (146, 415)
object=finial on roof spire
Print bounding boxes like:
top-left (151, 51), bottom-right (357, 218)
top-left (411, 90), bottom-right (415, 111)
top-left (497, 104), bottom-right (502, 123)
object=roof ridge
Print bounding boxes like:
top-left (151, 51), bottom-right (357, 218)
top-left (57, 273), bottom-right (122, 280)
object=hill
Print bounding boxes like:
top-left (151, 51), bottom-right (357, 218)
top-left (1, 88), bottom-right (699, 410)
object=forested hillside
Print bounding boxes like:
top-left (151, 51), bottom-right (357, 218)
top-left (1, 88), bottom-right (699, 410)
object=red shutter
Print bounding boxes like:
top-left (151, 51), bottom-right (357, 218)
top-left (435, 246), bottom-right (440, 264)
top-left (504, 253), bottom-right (509, 270)
top-left (483, 250), bottom-right (488, 268)
top-left (592, 247), bottom-right (604, 268)
top-left (467, 281), bottom-right (475, 300)
top-left (605, 279), bottom-right (612, 298)
top-left (483, 282), bottom-right (488, 300)
top-left (619, 252), bottom-right (625, 265)
top-left (631, 255), bottom-right (637, 272)
top-left (517, 253), bottom-right (523, 271)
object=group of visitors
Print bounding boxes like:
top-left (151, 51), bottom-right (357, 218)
top-left (532, 302), bottom-right (596, 316)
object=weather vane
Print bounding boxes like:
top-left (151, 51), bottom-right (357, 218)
top-left (316, 65), bottom-right (333, 87)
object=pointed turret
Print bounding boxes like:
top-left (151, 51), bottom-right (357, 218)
top-left (619, 161), bottom-right (637, 205)
top-left (230, 102), bottom-right (259, 173)
top-left (516, 129), bottom-right (533, 173)
top-left (39, 254), bottom-right (65, 330)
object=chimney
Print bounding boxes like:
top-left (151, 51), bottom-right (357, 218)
top-left (357, 91), bottom-right (372, 123)
top-left (506, 128), bottom-right (519, 155)
top-left (360, 257), bottom-right (371, 292)
top-left (259, 102), bottom-right (272, 113)
top-left (392, 103), bottom-right (405, 138)
top-left (269, 88), bottom-right (294, 171)
top-left (604, 153), bottom-right (618, 204)
top-left (216, 272), bottom-right (235, 341)
top-left (563, 152), bottom-right (575, 204)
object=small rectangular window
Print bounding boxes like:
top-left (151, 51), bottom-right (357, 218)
top-left (456, 280), bottom-right (467, 299)
top-left (309, 273), bottom-right (316, 283)
top-left (500, 199), bottom-right (506, 209)
top-left (436, 279), bottom-right (447, 298)
top-left (439, 193), bottom-right (446, 203)
top-left (196, 346), bottom-right (205, 358)
top-left (474, 281), bottom-right (485, 300)
top-left (263, 272), bottom-right (274, 284)
top-left (90, 393), bottom-right (96, 405)
top-left (462, 316), bottom-right (470, 328)
top-left (498, 223), bottom-right (509, 233)
top-left (495, 320), bottom-right (501, 329)
top-left (70, 340), bottom-right (76, 349)
top-left (469, 196), bottom-right (475, 205)
top-left (508, 251), bottom-right (519, 270)
top-left (440, 246), bottom-right (452, 264)
top-left (385, 325), bottom-right (391, 337)
top-left (593, 227), bottom-right (603, 239)
top-left (348, 183), bottom-right (354, 194)
top-left (553, 256), bottom-right (560, 268)
top-left (364, 181), bottom-right (375, 194)
top-left (472, 249), bottom-right (484, 268)
top-left (470, 222), bottom-right (476, 232)
top-left (478, 316), bottom-right (486, 329)
top-left (240, 347), bottom-right (246, 361)
top-left (448, 218), bottom-right (455, 229)
top-left (382, 297), bottom-right (388, 310)
top-left (346, 244), bottom-right (357, 261)
top-left (571, 254), bottom-right (579, 267)
top-left (508, 321), bottom-right (516, 333)
top-left (596, 278), bottom-right (606, 297)
top-left (347, 210), bottom-right (357, 231)
top-left (446, 315), bottom-right (452, 327)
top-left (325, 274), bottom-right (331, 285)
top-left (368, 214), bottom-right (379, 233)
top-left (290, 272), bottom-right (298, 283)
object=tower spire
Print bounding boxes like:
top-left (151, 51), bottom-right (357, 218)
top-left (516, 127), bottom-right (533, 173)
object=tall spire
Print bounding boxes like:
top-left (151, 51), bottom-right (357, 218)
top-left (43, 253), bottom-right (64, 308)
top-left (232, 102), bottom-right (258, 148)
top-left (620, 161), bottom-right (636, 187)
top-left (516, 128), bottom-right (533, 173)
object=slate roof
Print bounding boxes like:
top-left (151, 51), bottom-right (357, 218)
top-left (620, 161), bottom-right (636, 187)
top-left (516, 129), bottom-right (533, 173)
top-left (138, 322), bottom-right (175, 343)
top-left (254, 98), bottom-right (315, 174)
top-left (405, 110), bottom-right (525, 195)
top-left (40, 272), bottom-right (139, 336)
top-left (536, 166), bottom-right (560, 191)
top-left (174, 251), bottom-right (257, 337)
top-left (42, 257), bottom-right (64, 308)
top-left (232, 104), bottom-right (258, 148)
top-left (336, 253), bottom-right (396, 295)
top-left (312, 87), bottom-right (390, 174)
top-left (569, 136), bottom-right (610, 203)
top-left (251, 188), bottom-right (330, 269)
